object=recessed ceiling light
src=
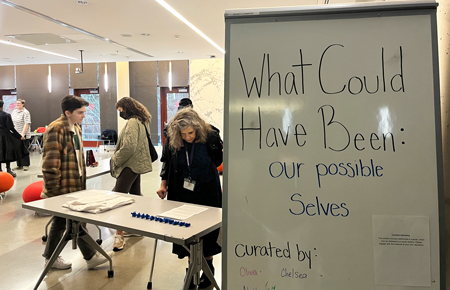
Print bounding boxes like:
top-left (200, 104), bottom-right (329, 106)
top-left (141, 33), bottom-right (150, 36)
top-left (210, 55), bottom-right (216, 58)
top-left (174, 35), bottom-right (180, 39)
top-left (177, 51), bottom-right (184, 54)
top-left (27, 56), bottom-right (34, 58)
top-left (77, 1), bottom-right (89, 5)
top-left (121, 34), bottom-right (132, 37)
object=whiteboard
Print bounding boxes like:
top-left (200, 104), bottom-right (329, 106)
top-left (223, 1), bottom-right (444, 290)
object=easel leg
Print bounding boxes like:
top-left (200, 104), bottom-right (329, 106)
top-left (33, 219), bottom-right (71, 290)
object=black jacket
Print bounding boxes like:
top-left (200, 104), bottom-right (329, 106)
top-left (0, 110), bottom-right (22, 139)
top-left (160, 126), bottom-right (223, 203)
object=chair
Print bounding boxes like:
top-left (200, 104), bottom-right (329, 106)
top-left (0, 172), bottom-right (14, 200)
top-left (22, 181), bottom-right (103, 244)
top-left (100, 129), bottom-right (117, 152)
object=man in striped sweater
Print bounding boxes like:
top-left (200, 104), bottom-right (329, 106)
top-left (11, 99), bottom-right (31, 170)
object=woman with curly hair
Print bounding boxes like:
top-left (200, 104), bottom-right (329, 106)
top-left (111, 97), bottom-right (152, 251)
top-left (157, 107), bottom-right (223, 289)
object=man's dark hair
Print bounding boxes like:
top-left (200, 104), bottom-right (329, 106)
top-left (61, 95), bottom-right (89, 114)
top-left (0, 100), bottom-right (3, 108)
top-left (178, 98), bottom-right (193, 110)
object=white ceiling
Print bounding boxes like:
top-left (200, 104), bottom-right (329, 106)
top-left (0, 0), bottom-right (335, 66)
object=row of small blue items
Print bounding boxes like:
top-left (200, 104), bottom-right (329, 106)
top-left (131, 211), bottom-right (191, 227)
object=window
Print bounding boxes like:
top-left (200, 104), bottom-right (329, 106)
top-left (3, 95), bottom-right (17, 114)
top-left (80, 94), bottom-right (100, 140)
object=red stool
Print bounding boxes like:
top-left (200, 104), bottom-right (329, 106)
top-left (22, 181), bottom-right (44, 203)
top-left (0, 172), bottom-right (15, 200)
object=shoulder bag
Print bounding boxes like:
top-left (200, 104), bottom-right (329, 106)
top-left (143, 123), bottom-right (158, 162)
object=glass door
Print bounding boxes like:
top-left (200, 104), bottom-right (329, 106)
top-left (160, 87), bottom-right (189, 146)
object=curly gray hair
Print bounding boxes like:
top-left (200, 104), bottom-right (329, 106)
top-left (167, 108), bottom-right (211, 151)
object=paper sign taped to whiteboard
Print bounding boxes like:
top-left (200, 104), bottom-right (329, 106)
top-left (373, 215), bottom-right (431, 286)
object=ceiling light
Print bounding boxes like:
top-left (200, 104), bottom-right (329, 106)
top-left (48, 65), bottom-right (52, 93)
top-left (141, 33), bottom-right (150, 36)
top-left (0, 40), bottom-right (77, 60)
top-left (77, 1), bottom-right (89, 5)
top-left (121, 34), bottom-right (132, 37)
top-left (168, 61), bottom-right (172, 91)
top-left (177, 51), bottom-right (184, 54)
top-left (104, 63), bottom-right (108, 92)
top-left (154, 0), bottom-right (225, 54)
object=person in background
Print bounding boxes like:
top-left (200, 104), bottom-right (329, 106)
top-left (111, 97), bottom-right (153, 251)
top-left (41, 95), bottom-right (113, 270)
top-left (0, 100), bottom-right (28, 177)
top-left (11, 99), bottom-right (31, 171)
top-left (157, 107), bottom-right (223, 289)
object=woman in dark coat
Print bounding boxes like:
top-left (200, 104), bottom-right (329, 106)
top-left (157, 107), bottom-right (223, 289)
top-left (0, 100), bottom-right (29, 177)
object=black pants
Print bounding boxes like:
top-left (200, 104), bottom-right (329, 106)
top-left (43, 216), bottom-right (96, 260)
top-left (112, 167), bottom-right (142, 195)
top-left (17, 139), bottom-right (30, 167)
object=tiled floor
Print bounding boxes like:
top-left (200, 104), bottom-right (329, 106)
top-left (0, 147), bottom-right (221, 290)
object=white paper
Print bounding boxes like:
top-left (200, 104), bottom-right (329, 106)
top-left (373, 215), bottom-right (431, 286)
top-left (158, 205), bottom-right (208, 220)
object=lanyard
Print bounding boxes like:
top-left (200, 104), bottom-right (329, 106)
top-left (184, 141), bottom-right (195, 174)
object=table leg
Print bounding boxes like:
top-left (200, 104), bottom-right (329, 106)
top-left (184, 239), bottom-right (221, 290)
top-left (33, 219), bottom-right (71, 290)
top-left (79, 223), bottom-right (113, 272)
top-left (147, 239), bottom-right (158, 289)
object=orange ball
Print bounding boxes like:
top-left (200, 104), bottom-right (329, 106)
top-left (217, 163), bottom-right (223, 173)
top-left (22, 181), bottom-right (44, 203)
top-left (0, 172), bottom-right (14, 192)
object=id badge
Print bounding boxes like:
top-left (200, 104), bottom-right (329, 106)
top-left (183, 178), bottom-right (196, 191)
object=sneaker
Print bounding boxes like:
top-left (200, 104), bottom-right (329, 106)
top-left (113, 235), bottom-right (125, 251)
top-left (23, 166), bottom-right (29, 171)
top-left (45, 256), bottom-right (72, 270)
top-left (14, 166), bottom-right (23, 170)
top-left (86, 251), bottom-right (114, 270)
top-left (123, 231), bottom-right (142, 237)
top-left (6, 169), bottom-right (16, 178)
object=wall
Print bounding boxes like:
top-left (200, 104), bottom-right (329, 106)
top-left (1, 63), bottom-right (118, 135)
top-left (16, 64), bottom-right (67, 129)
top-left (129, 61), bottom-right (158, 142)
top-left (189, 59), bottom-right (224, 133)
top-left (99, 62), bottom-right (118, 133)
